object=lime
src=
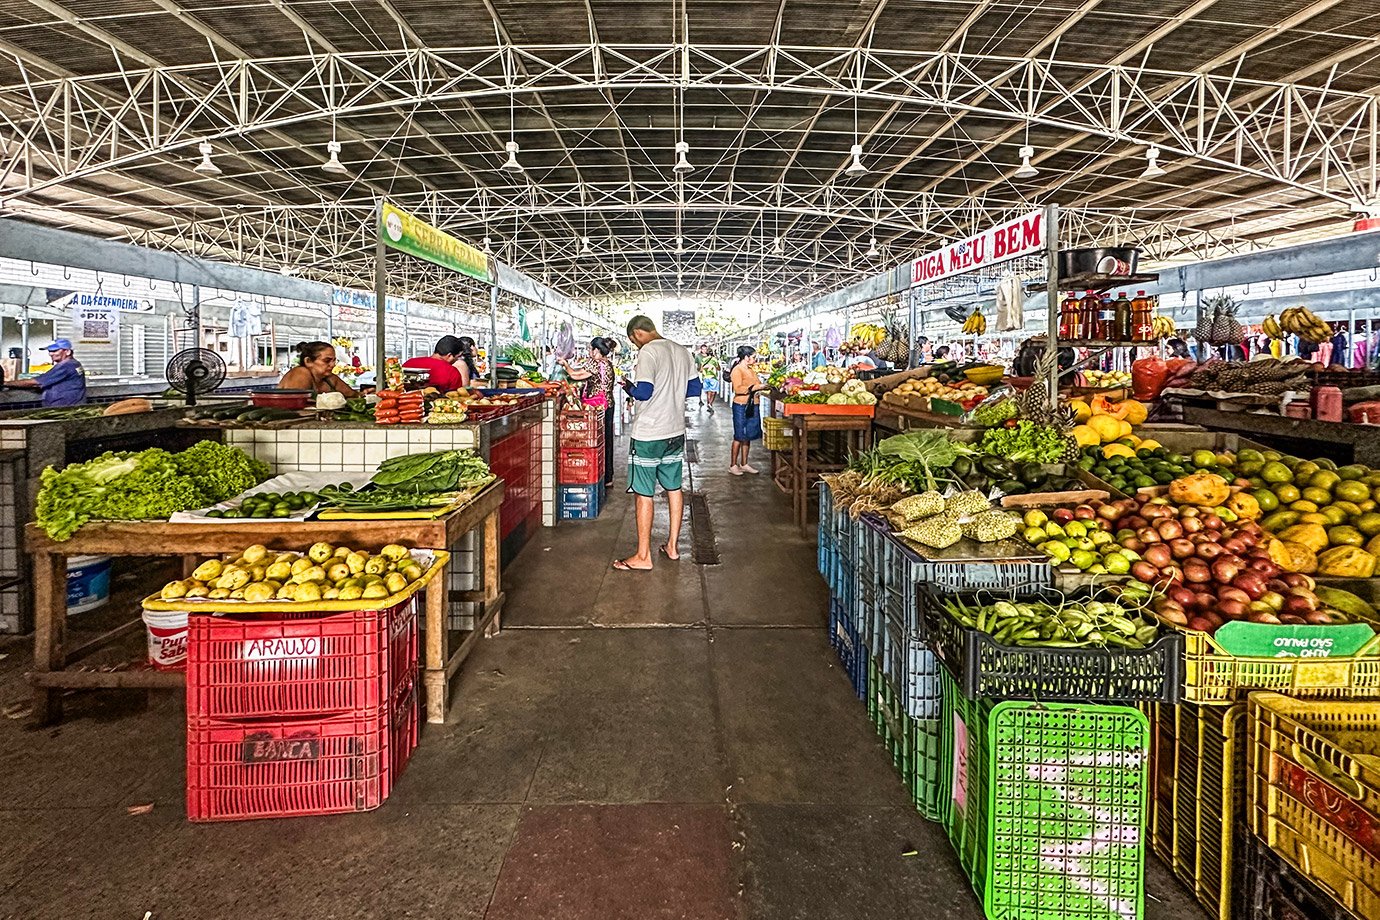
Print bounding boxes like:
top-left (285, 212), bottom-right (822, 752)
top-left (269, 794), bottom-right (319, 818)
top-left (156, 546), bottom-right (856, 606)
top-left (1237, 459), bottom-right (1264, 477)
top-left (1237, 448), bottom-right (1264, 464)
top-left (1293, 461), bottom-right (1319, 481)
top-left (1355, 512), bottom-right (1380, 536)
top-left (300, 492), bottom-right (319, 504)
top-left (1192, 449), bottom-right (1217, 469)
top-left (205, 509), bottom-right (223, 518)
top-left (272, 507), bottom-right (292, 518)
top-left (1309, 470), bottom-right (1342, 492)
top-left (220, 508), bottom-right (240, 518)
top-left (1338, 464), bottom-right (1368, 481)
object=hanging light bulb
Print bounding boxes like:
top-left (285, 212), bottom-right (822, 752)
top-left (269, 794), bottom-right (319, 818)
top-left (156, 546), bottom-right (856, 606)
top-left (866, 237), bottom-right (879, 258)
top-left (501, 140), bottom-right (523, 173)
top-left (673, 140), bottom-right (693, 174)
top-left (193, 140), bottom-right (220, 176)
top-left (322, 140), bottom-right (347, 175)
top-left (1013, 144), bottom-right (1039, 179)
top-left (844, 143), bottom-right (866, 177)
top-left (1141, 145), bottom-right (1167, 179)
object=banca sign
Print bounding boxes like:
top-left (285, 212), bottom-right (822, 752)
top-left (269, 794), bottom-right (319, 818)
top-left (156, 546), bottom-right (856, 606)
top-left (912, 210), bottom-right (1044, 285)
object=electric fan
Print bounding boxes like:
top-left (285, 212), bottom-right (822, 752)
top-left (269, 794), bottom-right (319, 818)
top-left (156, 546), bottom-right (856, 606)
top-left (165, 348), bottom-right (227, 406)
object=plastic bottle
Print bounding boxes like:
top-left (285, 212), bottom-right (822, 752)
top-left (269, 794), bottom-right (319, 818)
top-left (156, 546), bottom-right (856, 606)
top-left (1131, 290), bottom-right (1153, 341)
top-left (1113, 292), bottom-right (1133, 341)
top-left (1078, 290), bottom-right (1100, 341)
top-left (1059, 291), bottom-right (1080, 338)
top-left (1096, 293), bottom-right (1116, 341)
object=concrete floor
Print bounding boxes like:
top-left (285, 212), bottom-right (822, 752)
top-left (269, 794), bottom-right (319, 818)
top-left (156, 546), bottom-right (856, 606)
top-left (0, 408), bottom-right (1206, 920)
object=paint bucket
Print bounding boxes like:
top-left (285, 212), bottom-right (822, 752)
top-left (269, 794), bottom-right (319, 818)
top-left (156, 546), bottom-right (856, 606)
top-left (141, 607), bottom-right (189, 671)
top-left (67, 555), bottom-right (112, 615)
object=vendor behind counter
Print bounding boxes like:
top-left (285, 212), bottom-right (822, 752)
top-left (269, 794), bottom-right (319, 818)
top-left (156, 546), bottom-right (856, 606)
top-left (4, 338), bottom-right (87, 406)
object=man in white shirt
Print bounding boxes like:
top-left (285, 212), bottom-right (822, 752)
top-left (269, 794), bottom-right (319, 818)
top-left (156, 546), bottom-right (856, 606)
top-left (614, 315), bottom-right (700, 571)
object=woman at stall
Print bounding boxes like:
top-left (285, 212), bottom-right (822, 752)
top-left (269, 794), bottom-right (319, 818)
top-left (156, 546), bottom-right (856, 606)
top-left (453, 336), bottom-right (481, 387)
top-left (279, 341), bottom-right (358, 396)
top-left (561, 337), bottom-right (617, 487)
top-left (729, 345), bottom-right (764, 475)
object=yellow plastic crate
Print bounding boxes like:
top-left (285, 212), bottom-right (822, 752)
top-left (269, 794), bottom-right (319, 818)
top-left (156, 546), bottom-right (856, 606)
top-left (762, 415), bottom-right (821, 452)
top-left (1145, 701), bottom-right (1247, 920)
top-left (1247, 693), bottom-right (1380, 920)
top-left (1176, 626), bottom-right (1380, 704)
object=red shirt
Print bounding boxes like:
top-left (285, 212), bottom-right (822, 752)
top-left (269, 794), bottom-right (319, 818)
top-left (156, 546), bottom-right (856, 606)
top-left (403, 356), bottom-right (463, 391)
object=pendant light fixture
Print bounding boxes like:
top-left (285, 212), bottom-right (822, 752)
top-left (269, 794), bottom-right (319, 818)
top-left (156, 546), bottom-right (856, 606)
top-left (867, 237), bottom-right (880, 258)
top-left (673, 140), bottom-right (694, 174)
top-left (502, 63), bottom-right (523, 173)
top-left (322, 140), bottom-right (347, 175)
top-left (581, 235), bottom-right (592, 254)
top-left (1013, 144), bottom-right (1039, 179)
top-left (1140, 145), bottom-right (1167, 179)
top-left (482, 236), bottom-right (493, 254)
top-left (501, 140), bottom-right (524, 173)
top-left (844, 60), bottom-right (866, 177)
top-left (193, 140), bottom-right (220, 176)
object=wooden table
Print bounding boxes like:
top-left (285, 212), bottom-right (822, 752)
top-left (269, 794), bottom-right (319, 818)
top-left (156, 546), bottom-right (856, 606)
top-left (785, 413), bottom-right (873, 535)
top-left (24, 480), bottom-right (505, 726)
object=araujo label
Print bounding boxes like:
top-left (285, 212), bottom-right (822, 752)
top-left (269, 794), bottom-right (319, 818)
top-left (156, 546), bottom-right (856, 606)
top-left (911, 210), bottom-right (1044, 285)
top-left (379, 201), bottom-right (491, 283)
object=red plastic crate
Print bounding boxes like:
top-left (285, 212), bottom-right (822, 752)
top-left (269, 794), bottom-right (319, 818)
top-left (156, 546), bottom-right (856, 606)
top-left (559, 446), bottom-right (603, 484)
top-left (559, 409), bottom-right (605, 449)
top-left (186, 706), bottom-right (389, 822)
top-left (389, 679), bottom-right (419, 788)
top-left (186, 599), bottom-right (417, 721)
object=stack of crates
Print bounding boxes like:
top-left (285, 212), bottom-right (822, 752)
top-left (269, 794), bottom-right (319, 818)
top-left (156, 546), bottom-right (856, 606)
top-left (184, 598), bottom-right (419, 821)
top-left (557, 408), bottom-right (606, 520)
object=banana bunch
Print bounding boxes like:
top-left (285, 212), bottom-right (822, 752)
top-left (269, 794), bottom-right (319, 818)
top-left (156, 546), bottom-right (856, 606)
top-left (1150, 315), bottom-right (1176, 338)
top-left (1280, 306), bottom-right (1332, 343)
top-left (1261, 314), bottom-right (1284, 340)
top-left (961, 308), bottom-right (987, 335)
top-left (849, 323), bottom-right (887, 347)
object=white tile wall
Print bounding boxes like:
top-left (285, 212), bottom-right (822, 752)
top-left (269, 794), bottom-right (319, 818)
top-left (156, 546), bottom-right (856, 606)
top-left (228, 426), bottom-right (478, 473)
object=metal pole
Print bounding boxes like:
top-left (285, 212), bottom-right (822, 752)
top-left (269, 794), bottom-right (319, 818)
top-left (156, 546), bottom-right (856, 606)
top-left (20, 303), bottom-right (29, 373)
top-left (908, 291), bottom-right (920, 367)
top-left (1349, 308), bottom-right (1357, 367)
top-left (191, 284), bottom-right (201, 349)
top-left (374, 229), bottom-right (387, 372)
top-left (1044, 203), bottom-right (1060, 414)
top-left (489, 284), bottom-right (499, 388)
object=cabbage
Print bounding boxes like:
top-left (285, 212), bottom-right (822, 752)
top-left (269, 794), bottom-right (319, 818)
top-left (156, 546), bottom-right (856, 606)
top-left (826, 392), bottom-right (849, 405)
top-left (841, 379), bottom-right (866, 395)
top-left (316, 392), bottom-right (347, 410)
top-left (854, 392), bottom-right (877, 405)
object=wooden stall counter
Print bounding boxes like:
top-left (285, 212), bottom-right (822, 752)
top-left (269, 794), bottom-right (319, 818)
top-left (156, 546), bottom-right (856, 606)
top-left (24, 480), bottom-right (506, 726)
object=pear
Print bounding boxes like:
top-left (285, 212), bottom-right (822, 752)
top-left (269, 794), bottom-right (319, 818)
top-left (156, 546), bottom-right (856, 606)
top-left (160, 579), bottom-right (189, 600)
top-left (295, 582), bottom-right (322, 603)
top-left (229, 588), bottom-right (245, 600)
top-left (290, 557), bottom-right (315, 576)
top-left (292, 565), bottom-right (327, 585)
top-left (333, 546), bottom-right (352, 558)
top-left (275, 552), bottom-right (298, 566)
top-left (209, 587), bottom-right (231, 599)
top-left (185, 585), bottom-right (209, 599)
top-left (242, 544), bottom-right (269, 565)
top-left (322, 586), bottom-right (341, 600)
top-left (385, 572), bottom-right (408, 594)
top-left (361, 582), bottom-right (390, 599)
top-left (266, 561), bottom-right (292, 581)
top-left (276, 583), bottom-right (298, 600)
top-left (242, 582), bottom-right (275, 603)
top-left (400, 564), bottom-right (424, 583)
top-left (365, 556), bottom-right (390, 575)
top-left (326, 562), bottom-right (351, 584)
top-left (338, 584), bottom-right (364, 601)
top-left (380, 543), bottom-right (410, 561)
top-left (346, 551), bottom-right (369, 574)
top-left (192, 559), bottom-right (223, 582)
top-left (308, 542), bottom-right (335, 564)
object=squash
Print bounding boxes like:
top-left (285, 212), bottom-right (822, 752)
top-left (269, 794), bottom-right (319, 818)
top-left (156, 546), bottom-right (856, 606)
top-left (1168, 471), bottom-right (1230, 508)
top-left (1277, 523), bottom-right (1330, 554)
top-left (1315, 546), bottom-right (1378, 578)
top-left (102, 398), bottom-right (152, 416)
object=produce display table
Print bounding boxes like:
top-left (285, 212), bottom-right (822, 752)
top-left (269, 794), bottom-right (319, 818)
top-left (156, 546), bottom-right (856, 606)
top-left (1183, 406), bottom-right (1380, 466)
top-left (782, 413), bottom-right (872, 534)
top-left (23, 479), bottom-right (505, 726)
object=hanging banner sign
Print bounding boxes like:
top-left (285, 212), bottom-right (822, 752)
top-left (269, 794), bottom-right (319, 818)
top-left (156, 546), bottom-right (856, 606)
top-left (378, 201), bottom-right (492, 283)
top-left (332, 288), bottom-right (408, 315)
top-left (49, 291), bottom-right (153, 313)
top-left (911, 210), bottom-right (1044, 285)
top-left (72, 306), bottom-right (117, 345)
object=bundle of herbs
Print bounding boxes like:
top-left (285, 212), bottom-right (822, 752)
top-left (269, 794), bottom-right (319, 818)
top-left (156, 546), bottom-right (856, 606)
top-left (824, 431), bottom-right (972, 518)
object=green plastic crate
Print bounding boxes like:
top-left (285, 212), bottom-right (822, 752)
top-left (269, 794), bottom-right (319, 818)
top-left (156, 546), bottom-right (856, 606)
top-left (941, 671), bottom-right (1151, 920)
top-left (872, 659), bottom-right (912, 776)
top-left (910, 702), bottom-right (946, 822)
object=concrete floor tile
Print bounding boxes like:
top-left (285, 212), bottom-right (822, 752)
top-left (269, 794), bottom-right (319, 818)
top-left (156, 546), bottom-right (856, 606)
top-left (737, 803), bottom-right (978, 920)
top-left (712, 627), bottom-right (913, 806)
top-left (486, 804), bottom-right (736, 920)
top-left (2, 803), bottom-right (520, 920)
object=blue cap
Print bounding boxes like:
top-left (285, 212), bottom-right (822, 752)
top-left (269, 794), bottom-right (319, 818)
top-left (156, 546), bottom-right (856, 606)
top-left (45, 338), bottom-right (73, 351)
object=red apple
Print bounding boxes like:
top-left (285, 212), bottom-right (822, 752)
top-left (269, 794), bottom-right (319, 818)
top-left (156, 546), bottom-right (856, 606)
top-left (1184, 559), bottom-right (1212, 583)
top-left (1138, 527), bottom-right (1162, 545)
top-left (1158, 604), bottom-right (1189, 626)
top-left (1181, 516), bottom-right (1204, 534)
top-left (1053, 508), bottom-right (1075, 524)
top-left (1203, 514), bottom-right (1224, 531)
top-left (1160, 565), bottom-right (1184, 584)
top-left (1122, 515), bottom-right (1148, 531)
top-left (1123, 537), bottom-right (1146, 554)
top-left (1144, 544), bottom-right (1174, 568)
top-left (1143, 504), bottom-right (1173, 521)
top-left (1232, 571), bottom-right (1267, 600)
top-left (1247, 558), bottom-right (1280, 578)
top-left (1157, 519), bottom-right (1185, 541)
top-left (1196, 542), bottom-right (1225, 560)
top-left (1074, 505), bottom-right (1096, 521)
top-left (1218, 586), bottom-right (1250, 606)
top-left (1281, 573), bottom-right (1315, 590)
top-left (1188, 616), bottom-right (1217, 633)
top-left (1211, 557), bottom-right (1244, 584)
top-left (1097, 504), bottom-right (1122, 522)
top-left (1305, 610), bottom-right (1335, 624)
top-left (1223, 537), bottom-right (1250, 555)
top-left (1194, 591), bottom-right (1218, 611)
top-left (1218, 599), bottom-right (1247, 619)
top-left (1131, 561), bottom-right (1161, 584)
top-left (1167, 585), bottom-right (1197, 608)
top-left (1280, 614), bottom-right (1306, 625)
top-left (1180, 506), bottom-right (1201, 518)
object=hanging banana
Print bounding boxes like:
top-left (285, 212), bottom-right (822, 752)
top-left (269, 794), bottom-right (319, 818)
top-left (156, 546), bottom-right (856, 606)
top-left (1150, 315), bottom-right (1176, 339)
top-left (1262, 314), bottom-right (1283, 340)
top-left (961, 308), bottom-right (987, 335)
top-left (1280, 306), bottom-right (1331, 343)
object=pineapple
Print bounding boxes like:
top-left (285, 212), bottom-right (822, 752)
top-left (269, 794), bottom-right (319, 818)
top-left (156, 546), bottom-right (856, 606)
top-left (1059, 435), bottom-right (1082, 463)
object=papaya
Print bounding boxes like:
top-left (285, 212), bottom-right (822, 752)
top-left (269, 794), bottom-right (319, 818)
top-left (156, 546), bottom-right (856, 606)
top-left (1223, 492), bottom-right (1262, 520)
top-left (1168, 471), bottom-right (1230, 507)
top-left (1315, 545), bottom-right (1378, 578)
top-left (1277, 522), bottom-right (1329, 554)
top-left (1277, 541), bottom-right (1318, 575)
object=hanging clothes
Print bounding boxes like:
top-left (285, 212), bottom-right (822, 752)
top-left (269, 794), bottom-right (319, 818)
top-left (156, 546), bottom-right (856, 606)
top-left (995, 273), bottom-right (1024, 332)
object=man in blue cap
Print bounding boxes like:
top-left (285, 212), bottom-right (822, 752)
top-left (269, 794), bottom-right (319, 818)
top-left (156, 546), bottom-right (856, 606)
top-left (8, 339), bottom-right (88, 406)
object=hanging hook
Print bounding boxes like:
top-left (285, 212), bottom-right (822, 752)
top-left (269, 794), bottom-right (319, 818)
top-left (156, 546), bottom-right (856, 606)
top-left (149, 278), bottom-right (158, 291)
top-left (29, 261), bottom-right (38, 276)
top-left (63, 266), bottom-right (71, 281)
top-left (122, 274), bottom-right (130, 287)
top-left (1300, 278), bottom-right (1307, 291)
top-left (1269, 279), bottom-right (1277, 293)
top-left (1243, 283), bottom-right (1250, 295)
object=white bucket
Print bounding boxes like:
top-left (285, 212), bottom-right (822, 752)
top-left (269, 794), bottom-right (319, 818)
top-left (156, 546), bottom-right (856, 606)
top-left (141, 608), bottom-right (189, 671)
top-left (67, 555), bottom-right (112, 615)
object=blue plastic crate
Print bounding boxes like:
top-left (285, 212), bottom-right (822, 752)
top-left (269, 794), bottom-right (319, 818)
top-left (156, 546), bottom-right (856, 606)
top-left (558, 483), bottom-right (606, 520)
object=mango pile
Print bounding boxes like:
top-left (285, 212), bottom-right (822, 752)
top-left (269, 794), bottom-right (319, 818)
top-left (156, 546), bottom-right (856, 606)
top-left (159, 543), bottom-right (427, 603)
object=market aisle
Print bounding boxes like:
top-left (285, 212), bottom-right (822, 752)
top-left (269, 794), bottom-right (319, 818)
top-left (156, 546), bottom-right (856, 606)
top-left (0, 407), bottom-right (1206, 920)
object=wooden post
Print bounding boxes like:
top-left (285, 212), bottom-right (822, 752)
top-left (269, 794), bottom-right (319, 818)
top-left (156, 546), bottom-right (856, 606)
top-left (424, 568), bottom-right (447, 724)
top-left (30, 550), bottom-right (67, 725)
top-left (483, 508), bottom-right (502, 637)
